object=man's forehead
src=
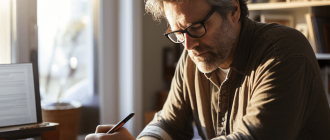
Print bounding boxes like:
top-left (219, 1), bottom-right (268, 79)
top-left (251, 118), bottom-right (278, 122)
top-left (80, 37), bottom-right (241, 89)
top-left (163, 0), bottom-right (212, 29)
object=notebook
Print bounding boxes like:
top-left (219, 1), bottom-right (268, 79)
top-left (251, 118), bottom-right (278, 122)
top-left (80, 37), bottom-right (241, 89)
top-left (0, 63), bottom-right (56, 138)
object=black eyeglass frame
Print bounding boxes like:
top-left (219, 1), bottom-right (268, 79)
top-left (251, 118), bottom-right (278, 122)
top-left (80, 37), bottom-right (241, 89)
top-left (164, 7), bottom-right (217, 43)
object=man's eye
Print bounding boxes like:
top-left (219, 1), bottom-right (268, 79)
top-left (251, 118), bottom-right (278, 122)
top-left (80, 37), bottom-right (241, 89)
top-left (190, 24), bottom-right (203, 30)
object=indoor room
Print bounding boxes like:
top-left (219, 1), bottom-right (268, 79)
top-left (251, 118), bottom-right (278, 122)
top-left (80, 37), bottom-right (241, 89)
top-left (0, 0), bottom-right (330, 139)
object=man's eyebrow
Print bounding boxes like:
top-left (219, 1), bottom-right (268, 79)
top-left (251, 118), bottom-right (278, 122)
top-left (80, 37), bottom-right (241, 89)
top-left (170, 22), bottom-right (190, 32)
top-left (176, 21), bottom-right (188, 30)
top-left (167, 20), bottom-right (192, 32)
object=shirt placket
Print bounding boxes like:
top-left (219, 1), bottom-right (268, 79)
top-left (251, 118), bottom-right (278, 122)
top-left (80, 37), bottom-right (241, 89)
top-left (209, 77), bottom-right (230, 137)
top-left (217, 79), bottom-right (230, 136)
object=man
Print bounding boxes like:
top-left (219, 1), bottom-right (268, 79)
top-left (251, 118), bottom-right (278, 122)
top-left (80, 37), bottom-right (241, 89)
top-left (86, 0), bottom-right (330, 139)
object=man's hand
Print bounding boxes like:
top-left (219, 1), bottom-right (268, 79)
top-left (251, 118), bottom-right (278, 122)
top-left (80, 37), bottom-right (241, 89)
top-left (85, 124), bottom-right (135, 140)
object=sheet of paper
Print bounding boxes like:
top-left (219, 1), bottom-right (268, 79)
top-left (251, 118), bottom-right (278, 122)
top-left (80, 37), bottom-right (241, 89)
top-left (0, 63), bottom-right (37, 127)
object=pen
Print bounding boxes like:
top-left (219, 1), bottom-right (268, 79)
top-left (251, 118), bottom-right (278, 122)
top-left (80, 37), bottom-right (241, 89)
top-left (106, 112), bottom-right (135, 134)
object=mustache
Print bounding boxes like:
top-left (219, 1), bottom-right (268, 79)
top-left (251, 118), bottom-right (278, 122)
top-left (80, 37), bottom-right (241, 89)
top-left (191, 43), bottom-right (213, 55)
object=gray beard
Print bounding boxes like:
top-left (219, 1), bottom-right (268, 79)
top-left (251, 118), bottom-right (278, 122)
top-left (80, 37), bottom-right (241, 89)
top-left (189, 19), bottom-right (237, 73)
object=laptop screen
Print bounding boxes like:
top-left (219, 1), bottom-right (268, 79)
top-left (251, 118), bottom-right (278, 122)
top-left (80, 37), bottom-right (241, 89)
top-left (0, 63), bottom-right (38, 127)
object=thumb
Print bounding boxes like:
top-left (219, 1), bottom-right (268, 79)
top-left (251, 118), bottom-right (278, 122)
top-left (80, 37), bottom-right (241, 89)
top-left (95, 124), bottom-right (115, 133)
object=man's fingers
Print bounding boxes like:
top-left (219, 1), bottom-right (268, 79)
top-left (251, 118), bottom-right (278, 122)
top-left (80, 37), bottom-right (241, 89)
top-left (85, 133), bottom-right (97, 140)
top-left (114, 126), bottom-right (129, 133)
top-left (85, 133), bottom-right (112, 140)
top-left (95, 124), bottom-right (115, 133)
top-left (86, 126), bottom-right (135, 140)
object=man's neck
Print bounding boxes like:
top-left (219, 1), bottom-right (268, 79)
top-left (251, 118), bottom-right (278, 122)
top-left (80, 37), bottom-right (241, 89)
top-left (219, 21), bottom-right (242, 69)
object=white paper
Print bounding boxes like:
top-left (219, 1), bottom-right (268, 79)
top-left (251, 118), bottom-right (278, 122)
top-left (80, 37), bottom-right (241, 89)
top-left (0, 63), bottom-right (37, 127)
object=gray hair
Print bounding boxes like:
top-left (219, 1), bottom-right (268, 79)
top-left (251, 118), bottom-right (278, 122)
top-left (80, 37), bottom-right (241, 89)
top-left (145, 0), bottom-right (249, 22)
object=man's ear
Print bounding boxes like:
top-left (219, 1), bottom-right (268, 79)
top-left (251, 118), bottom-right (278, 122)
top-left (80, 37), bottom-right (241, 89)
top-left (231, 0), bottom-right (241, 23)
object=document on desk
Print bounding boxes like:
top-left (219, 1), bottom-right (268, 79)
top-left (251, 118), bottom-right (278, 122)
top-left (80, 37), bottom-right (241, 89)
top-left (0, 64), bottom-right (37, 127)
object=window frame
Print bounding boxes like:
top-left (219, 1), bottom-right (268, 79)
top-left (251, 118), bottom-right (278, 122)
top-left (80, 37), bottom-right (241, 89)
top-left (0, 0), bottom-right (12, 64)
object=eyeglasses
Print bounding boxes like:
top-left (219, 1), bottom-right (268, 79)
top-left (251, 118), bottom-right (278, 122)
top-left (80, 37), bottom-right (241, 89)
top-left (164, 7), bottom-right (217, 44)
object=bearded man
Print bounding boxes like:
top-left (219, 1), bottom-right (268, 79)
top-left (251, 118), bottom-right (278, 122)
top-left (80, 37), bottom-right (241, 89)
top-left (86, 0), bottom-right (330, 139)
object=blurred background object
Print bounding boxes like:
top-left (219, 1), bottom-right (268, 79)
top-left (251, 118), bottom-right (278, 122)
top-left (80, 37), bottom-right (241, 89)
top-left (38, 0), bottom-right (93, 106)
top-left (37, 0), bottom-right (96, 138)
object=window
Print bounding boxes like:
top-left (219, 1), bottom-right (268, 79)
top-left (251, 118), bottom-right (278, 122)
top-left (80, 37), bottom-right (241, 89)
top-left (37, 0), bottom-right (94, 103)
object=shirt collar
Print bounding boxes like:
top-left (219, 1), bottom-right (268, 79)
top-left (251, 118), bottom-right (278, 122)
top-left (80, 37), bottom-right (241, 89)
top-left (204, 69), bottom-right (221, 88)
top-left (229, 17), bottom-right (256, 75)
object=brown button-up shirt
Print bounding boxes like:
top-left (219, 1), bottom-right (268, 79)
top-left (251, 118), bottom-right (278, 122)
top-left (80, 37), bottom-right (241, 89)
top-left (138, 17), bottom-right (330, 140)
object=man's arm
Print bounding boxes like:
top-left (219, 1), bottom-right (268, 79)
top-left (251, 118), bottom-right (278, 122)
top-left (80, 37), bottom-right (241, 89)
top-left (84, 125), bottom-right (159, 140)
top-left (85, 125), bottom-right (135, 140)
top-left (86, 51), bottom-right (193, 140)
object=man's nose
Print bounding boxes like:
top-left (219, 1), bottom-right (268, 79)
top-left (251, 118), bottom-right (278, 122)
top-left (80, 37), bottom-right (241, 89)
top-left (184, 33), bottom-right (198, 50)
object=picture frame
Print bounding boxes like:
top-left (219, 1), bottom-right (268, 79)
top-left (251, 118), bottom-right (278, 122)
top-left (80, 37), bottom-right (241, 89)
top-left (260, 14), bottom-right (294, 28)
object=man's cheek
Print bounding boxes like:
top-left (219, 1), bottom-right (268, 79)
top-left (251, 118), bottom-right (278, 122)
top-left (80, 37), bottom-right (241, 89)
top-left (188, 52), bottom-right (196, 63)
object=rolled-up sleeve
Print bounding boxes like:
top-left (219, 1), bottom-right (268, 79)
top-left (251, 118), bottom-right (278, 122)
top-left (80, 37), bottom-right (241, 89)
top-left (137, 50), bottom-right (194, 140)
top-left (137, 111), bottom-right (174, 140)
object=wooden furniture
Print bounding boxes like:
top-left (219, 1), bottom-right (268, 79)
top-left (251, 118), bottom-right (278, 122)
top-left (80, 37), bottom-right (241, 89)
top-left (144, 111), bottom-right (158, 126)
top-left (0, 122), bottom-right (59, 140)
top-left (41, 124), bottom-right (60, 140)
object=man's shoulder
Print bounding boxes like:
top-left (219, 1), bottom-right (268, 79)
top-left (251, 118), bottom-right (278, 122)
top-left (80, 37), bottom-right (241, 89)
top-left (237, 19), bottom-right (317, 75)
top-left (253, 21), bottom-right (304, 43)
top-left (250, 21), bottom-right (313, 61)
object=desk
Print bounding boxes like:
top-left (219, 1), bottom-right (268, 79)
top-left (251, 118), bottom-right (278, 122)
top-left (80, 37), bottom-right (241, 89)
top-left (0, 122), bottom-right (59, 140)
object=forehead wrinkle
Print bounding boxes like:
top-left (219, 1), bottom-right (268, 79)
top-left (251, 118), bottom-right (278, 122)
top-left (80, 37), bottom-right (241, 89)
top-left (175, 15), bottom-right (187, 30)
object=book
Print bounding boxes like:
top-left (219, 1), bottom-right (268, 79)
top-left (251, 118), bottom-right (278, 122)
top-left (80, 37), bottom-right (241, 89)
top-left (305, 13), bottom-right (318, 53)
top-left (323, 24), bottom-right (330, 53)
top-left (313, 16), bottom-right (330, 53)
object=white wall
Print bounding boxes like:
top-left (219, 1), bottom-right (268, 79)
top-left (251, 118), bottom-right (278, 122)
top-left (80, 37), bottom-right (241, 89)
top-left (98, 0), bottom-right (119, 127)
top-left (142, 7), bottom-right (174, 114)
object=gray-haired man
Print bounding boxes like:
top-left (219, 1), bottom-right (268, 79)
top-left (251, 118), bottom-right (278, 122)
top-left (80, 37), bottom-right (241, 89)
top-left (86, 0), bottom-right (330, 139)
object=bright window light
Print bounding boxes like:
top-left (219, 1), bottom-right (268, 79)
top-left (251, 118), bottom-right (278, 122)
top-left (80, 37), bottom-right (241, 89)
top-left (0, 0), bottom-right (11, 64)
top-left (37, 0), bottom-right (94, 103)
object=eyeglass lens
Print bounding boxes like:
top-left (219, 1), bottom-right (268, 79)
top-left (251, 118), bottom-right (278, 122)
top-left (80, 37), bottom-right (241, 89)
top-left (168, 23), bottom-right (206, 43)
top-left (187, 23), bottom-right (205, 37)
top-left (168, 32), bottom-right (184, 43)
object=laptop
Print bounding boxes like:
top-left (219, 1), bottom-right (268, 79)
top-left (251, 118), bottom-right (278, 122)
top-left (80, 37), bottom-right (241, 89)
top-left (0, 63), bottom-right (56, 139)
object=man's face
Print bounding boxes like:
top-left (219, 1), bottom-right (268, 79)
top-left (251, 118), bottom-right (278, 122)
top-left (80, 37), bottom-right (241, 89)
top-left (164, 0), bottom-right (237, 73)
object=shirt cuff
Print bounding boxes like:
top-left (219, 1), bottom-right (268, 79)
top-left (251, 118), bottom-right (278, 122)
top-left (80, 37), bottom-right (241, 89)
top-left (137, 125), bottom-right (173, 140)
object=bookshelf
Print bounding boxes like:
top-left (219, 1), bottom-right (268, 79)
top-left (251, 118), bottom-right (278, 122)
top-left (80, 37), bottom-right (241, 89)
top-left (248, 1), bottom-right (330, 10)
top-left (320, 66), bottom-right (330, 106)
top-left (248, 1), bottom-right (330, 60)
top-left (316, 53), bottom-right (330, 60)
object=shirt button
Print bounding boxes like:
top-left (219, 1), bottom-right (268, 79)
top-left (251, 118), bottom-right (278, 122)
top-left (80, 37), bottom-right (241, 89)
top-left (222, 118), bottom-right (225, 121)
